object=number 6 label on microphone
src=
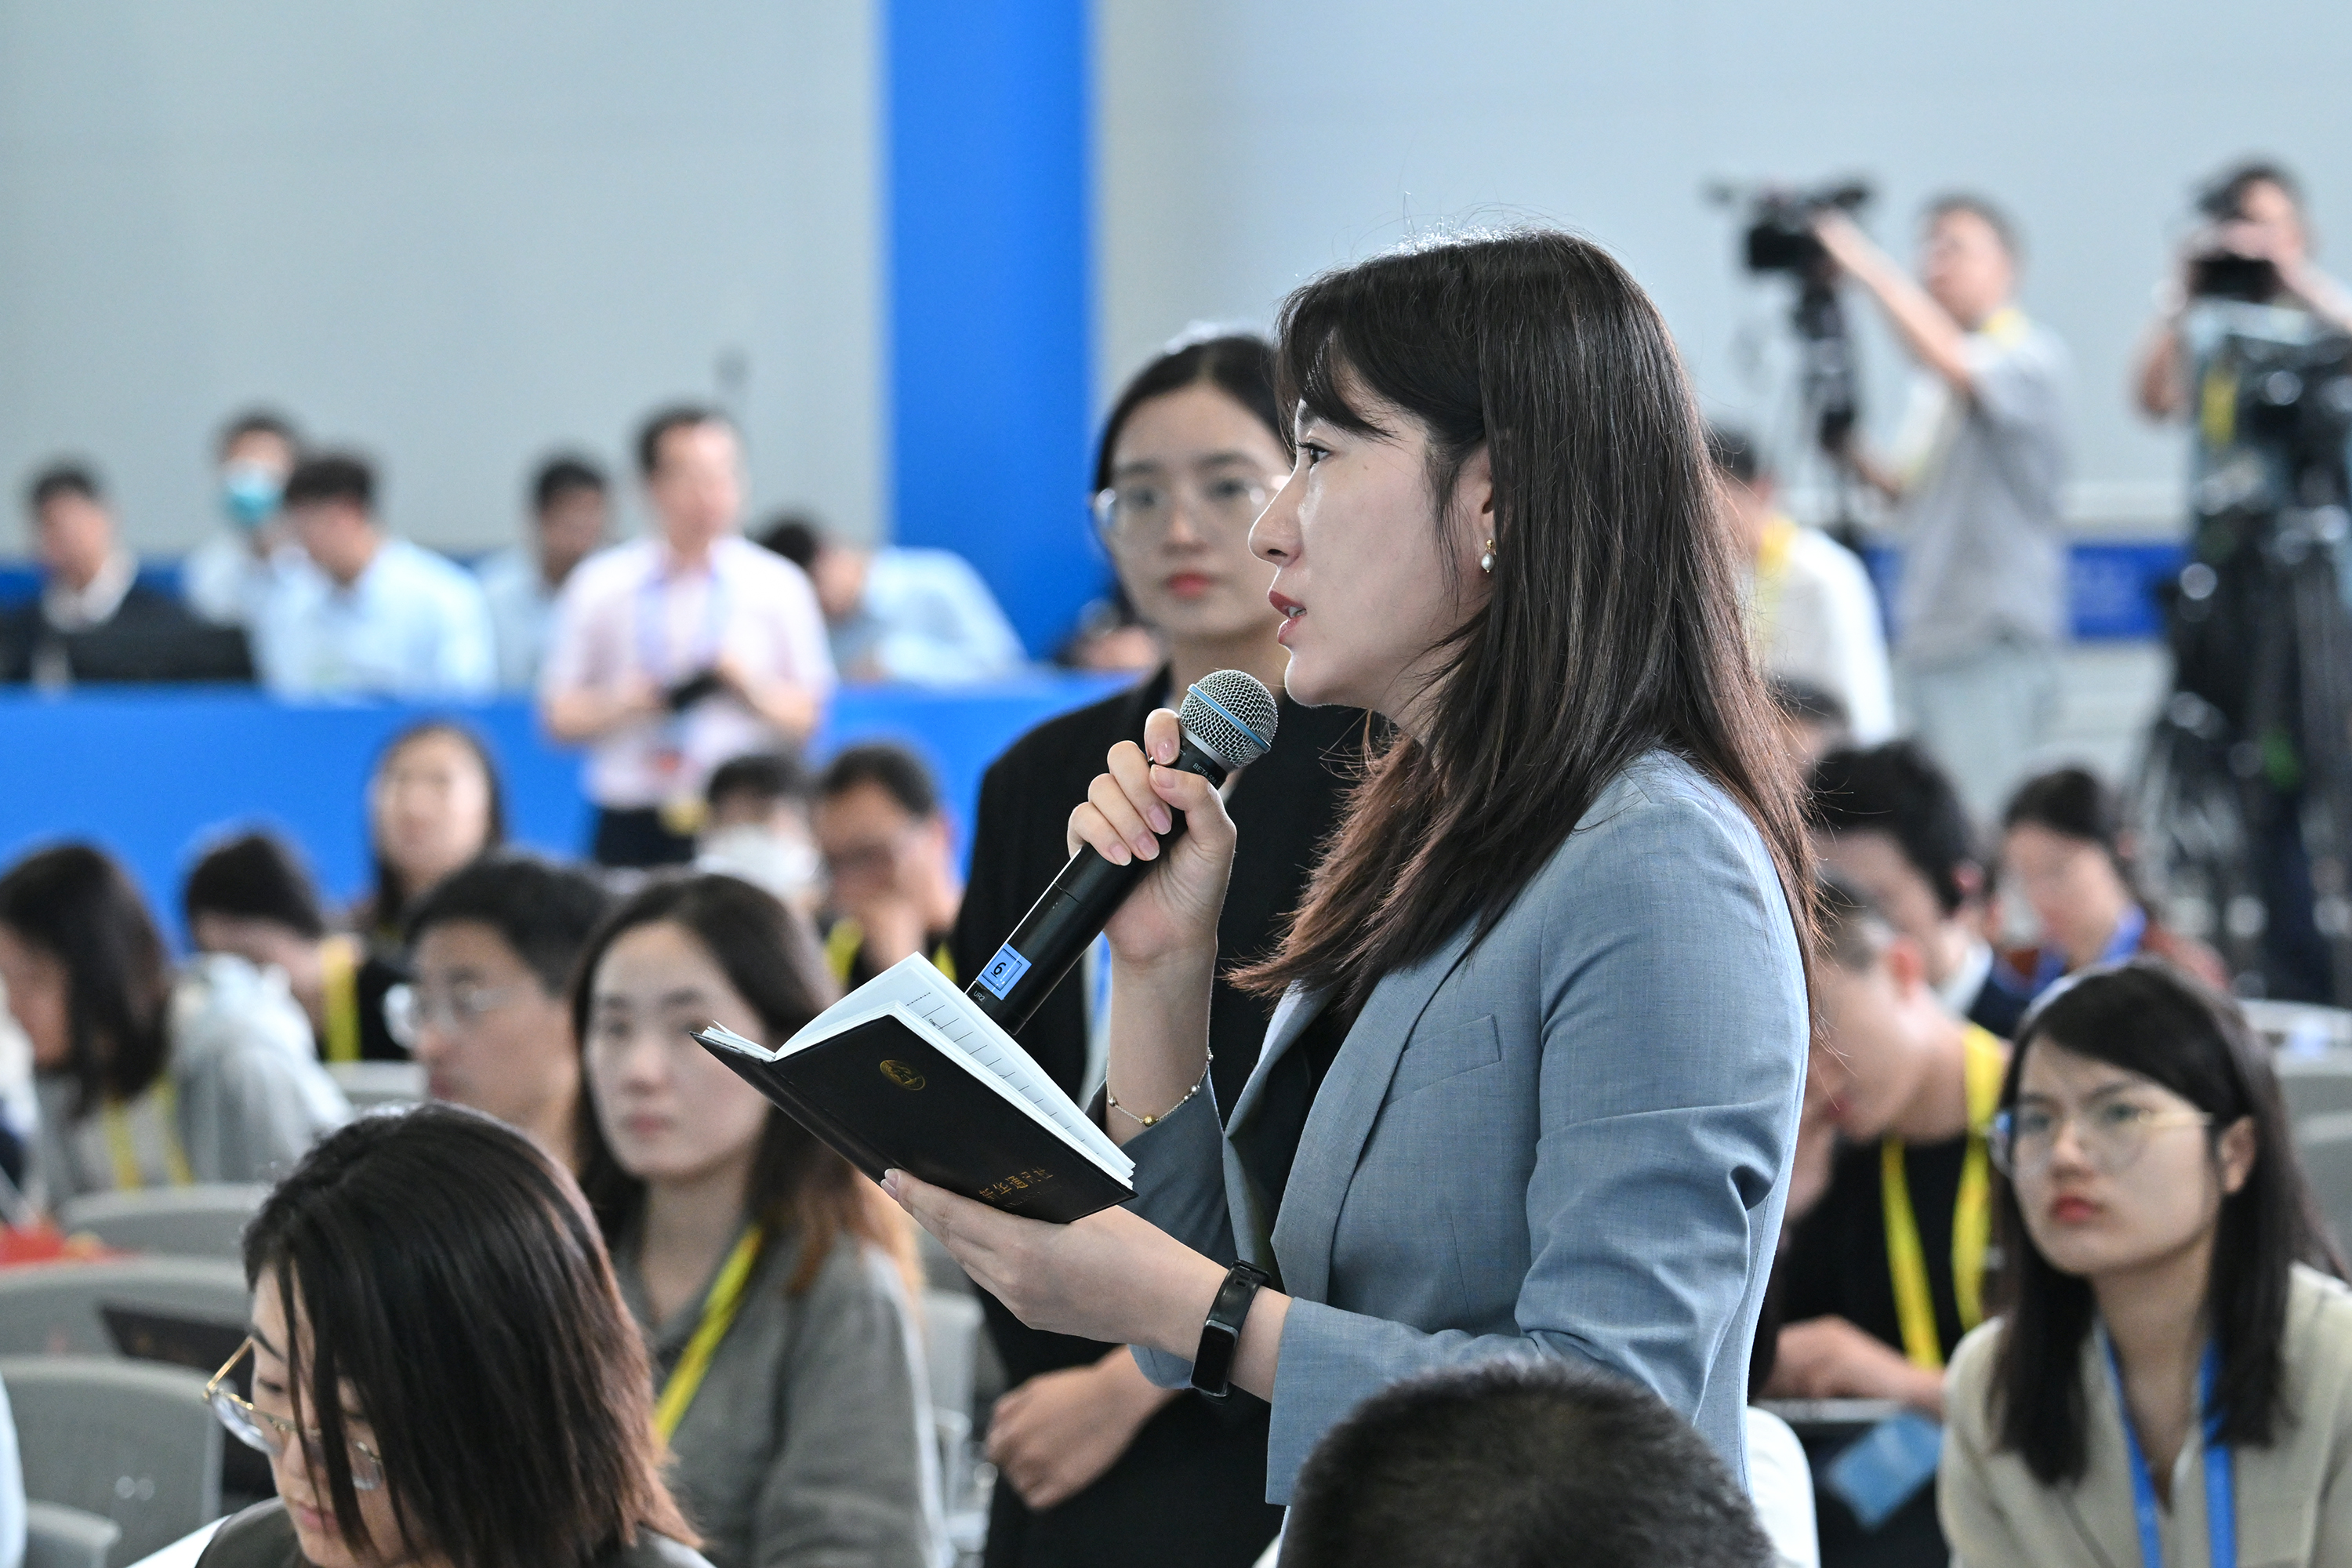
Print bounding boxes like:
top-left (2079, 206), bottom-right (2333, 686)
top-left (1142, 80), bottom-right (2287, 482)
top-left (976, 944), bottom-right (1033, 1000)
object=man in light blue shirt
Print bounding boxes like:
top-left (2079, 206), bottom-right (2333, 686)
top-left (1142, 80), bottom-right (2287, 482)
top-left (255, 452), bottom-right (495, 698)
top-left (761, 515), bottom-right (1025, 685)
top-left (477, 454), bottom-right (610, 690)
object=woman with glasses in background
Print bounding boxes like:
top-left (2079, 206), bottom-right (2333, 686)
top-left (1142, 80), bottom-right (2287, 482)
top-left (1941, 959), bottom-right (2352, 1566)
top-left (947, 332), bottom-right (1366, 1568)
top-left (198, 1105), bottom-right (709, 1568)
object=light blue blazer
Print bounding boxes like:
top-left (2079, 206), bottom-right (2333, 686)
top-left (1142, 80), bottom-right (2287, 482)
top-left (1127, 751), bottom-right (1808, 1502)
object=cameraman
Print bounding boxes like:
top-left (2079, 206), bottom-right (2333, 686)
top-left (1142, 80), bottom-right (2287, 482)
top-left (2134, 160), bottom-right (2352, 421)
top-left (1812, 197), bottom-right (2071, 826)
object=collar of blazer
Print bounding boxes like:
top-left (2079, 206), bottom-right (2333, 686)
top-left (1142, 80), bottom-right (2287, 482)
top-left (1225, 922), bottom-right (1480, 1303)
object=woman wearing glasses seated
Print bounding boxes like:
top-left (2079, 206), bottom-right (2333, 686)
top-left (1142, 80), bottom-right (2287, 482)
top-left (199, 1104), bottom-right (709, 1568)
top-left (1941, 959), bottom-right (2352, 1565)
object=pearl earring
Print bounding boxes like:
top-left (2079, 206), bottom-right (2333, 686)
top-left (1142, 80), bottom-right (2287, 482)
top-left (1479, 538), bottom-right (1496, 575)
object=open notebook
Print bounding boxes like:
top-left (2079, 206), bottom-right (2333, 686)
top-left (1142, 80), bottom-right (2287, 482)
top-left (693, 953), bottom-right (1135, 1224)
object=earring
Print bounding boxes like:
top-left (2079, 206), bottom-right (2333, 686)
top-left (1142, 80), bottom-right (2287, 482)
top-left (1479, 538), bottom-right (1496, 575)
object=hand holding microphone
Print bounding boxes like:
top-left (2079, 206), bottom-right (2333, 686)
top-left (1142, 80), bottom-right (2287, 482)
top-left (965, 671), bottom-right (1276, 1032)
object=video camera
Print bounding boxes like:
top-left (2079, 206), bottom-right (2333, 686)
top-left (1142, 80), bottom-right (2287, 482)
top-left (1730, 180), bottom-right (1874, 277)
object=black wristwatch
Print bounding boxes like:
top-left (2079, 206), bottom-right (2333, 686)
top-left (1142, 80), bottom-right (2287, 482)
top-left (1189, 1261), bottom-right (1270, 1400)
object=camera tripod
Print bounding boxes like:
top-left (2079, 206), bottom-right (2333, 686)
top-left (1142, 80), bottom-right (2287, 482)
top-left (2133, 499), bottom-right (2352, 1003)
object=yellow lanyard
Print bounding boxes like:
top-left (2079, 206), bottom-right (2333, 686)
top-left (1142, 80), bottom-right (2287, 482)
top-left (320, 935), bottom-right (361, 1065)
top-left (652, 1225), bottom-right (764, 1443)
top-left (1882, 1026), bottom-right (2007, 1371)
top-left (101, 1079), bottom-right (195, 1192)
top-left (1749, 514), bottom-right (1798, 649)
top-left (824, 922), bottom-right (956, 987)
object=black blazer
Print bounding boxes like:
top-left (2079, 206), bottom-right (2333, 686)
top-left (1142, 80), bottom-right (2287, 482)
top-left (950, 667), bottom-right (1366, 1568)
top-left (0, 582), bottom-right (225, 682)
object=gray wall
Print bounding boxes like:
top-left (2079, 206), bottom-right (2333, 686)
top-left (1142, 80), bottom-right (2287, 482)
top-left (8, 2), bottom-right (2348, 557)
top-left (0, 0), bottom-right (880, 556)
top-left (1098, 0), bottom-right (2352, 530)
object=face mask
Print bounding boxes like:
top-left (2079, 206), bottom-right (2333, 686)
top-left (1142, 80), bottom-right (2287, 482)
top-left (221, 463), bottom-right (284, 530)
top-left (696, 825), bottom-right (821, 902)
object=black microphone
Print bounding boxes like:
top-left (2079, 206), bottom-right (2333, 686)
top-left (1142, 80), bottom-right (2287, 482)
top-left (965, 670), bottom-right (1279, 1034)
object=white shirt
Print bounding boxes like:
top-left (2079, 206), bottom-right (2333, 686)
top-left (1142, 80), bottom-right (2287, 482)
top-left (40, 546), bottom-right (136, 631)
top-left (1936, 936), bottom-right (1996, 1022)
top-left (183, 532), bottom-right (303, 627)
top-left (1744, 1406), bottom-right (1820, 1568)
top-left (254, 535), bottom-right (497, 698)
top-left (540, 535), bottom-right (835, 810)
top-left (1746, 517), bottom-right (1896, 743)
top-left (476, 544), bottom-right (558, 691)
top-left (830, 547), bottom-right (1025, 684)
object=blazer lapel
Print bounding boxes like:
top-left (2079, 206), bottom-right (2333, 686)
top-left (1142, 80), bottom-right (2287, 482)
top-left (1221, 983), bottom-right (1330, 1270)
top-left (1268, 925), bottom-right (1476, 1305)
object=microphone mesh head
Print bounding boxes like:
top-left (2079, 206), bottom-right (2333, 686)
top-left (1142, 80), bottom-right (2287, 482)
top-left (1179, 670), bottom-right (1279, 770)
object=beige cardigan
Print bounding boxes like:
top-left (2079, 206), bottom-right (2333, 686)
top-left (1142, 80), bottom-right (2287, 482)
top-left (1940, 1264), bottom-right (2352, 1567)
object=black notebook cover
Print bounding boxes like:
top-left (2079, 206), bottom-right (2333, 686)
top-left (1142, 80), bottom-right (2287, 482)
top-left (695, 1012), bottom-right (1134, 1225)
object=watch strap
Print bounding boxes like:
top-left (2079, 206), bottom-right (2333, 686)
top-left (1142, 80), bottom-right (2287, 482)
top-left (1189, 1261), bottom-right (1270, 1400)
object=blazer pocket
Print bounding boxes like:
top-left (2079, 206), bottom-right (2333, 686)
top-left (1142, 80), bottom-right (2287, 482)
top-left (1387, 1014), bottom-right (1504, 1099)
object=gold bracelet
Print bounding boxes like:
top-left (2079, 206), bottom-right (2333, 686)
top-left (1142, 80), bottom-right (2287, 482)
top-left (1105, 1049), bottom-right (1214, 1128)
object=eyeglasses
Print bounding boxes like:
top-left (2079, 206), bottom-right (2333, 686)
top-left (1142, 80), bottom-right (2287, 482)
top-left (1091, 471), bottom-right (1278, 546)
top-left (205, 1336), bottom-right (385, 1490)
top-left (1989, 1096), bottom-right (2215, 1179)
top-left (383, 982), bottom-right (526, 1047)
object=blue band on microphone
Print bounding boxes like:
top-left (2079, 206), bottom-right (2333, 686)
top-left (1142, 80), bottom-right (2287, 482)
top-left (975, 943), bottom-right (1033, 1000)
top-left (1187, 686), bottom-right (1269, 751)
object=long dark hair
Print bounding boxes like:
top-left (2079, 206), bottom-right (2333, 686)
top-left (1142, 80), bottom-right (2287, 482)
top-left (1989, 960), bottom-right (2345, 1483)
top-left (244, 1105), bottom-right (695, 1567)
top-left (1240, 230), bottom-right (1812, 1002)
top-left (0, 844), bottom-right (172, 1114)
top-left (366, 720), bottom-right (507, 938)
top-left (1093, 332), bottom-right (1282, 493)
top-left (570, 873), bottom-right (916, 1296)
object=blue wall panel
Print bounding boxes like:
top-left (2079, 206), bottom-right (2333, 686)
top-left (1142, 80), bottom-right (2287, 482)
top-left (886, 0), bottom-right (1101, 659)
top-left (0, 675), bottom-right (1127, 949)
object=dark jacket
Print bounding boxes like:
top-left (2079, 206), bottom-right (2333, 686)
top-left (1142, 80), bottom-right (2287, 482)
top-left (0, 582), bottom-right (219, 683)
top-left (949, 668), bottom-right (1365, 1568)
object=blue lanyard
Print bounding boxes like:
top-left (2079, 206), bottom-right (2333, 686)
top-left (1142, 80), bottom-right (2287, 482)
top-left (2034, 903), bottom-right (2149, 994)
top-left (2106, 1336), bottom-right (2234, 1568)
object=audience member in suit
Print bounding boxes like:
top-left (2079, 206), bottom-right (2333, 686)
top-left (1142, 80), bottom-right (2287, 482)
top-left (815, 744), bottom-right (962, 990)
top-left (185, 831), bottom-right (404, 1065)
top-left (575, 874), bottom-right (939, 1568)
top-left (1, 462), bottom-right (195, 686)
top-left (898, 234), bottom-right (1809, 1503)
top-left (1998, 766), bottom-right (2230, 1001)
top-left (0, 844), bottom-right (347, 1207)
top-left (252, 452), bottom-right (498, 697)
top-left (1278, 1358), bottom-right (1773, 1568)
top-left (347, 720), bottom-right (506, 952)
top-left (1768, 877), bottom-right (2010, 1564)
top-left (195, 1106), bottom-right (712, 1568)
top-left (1941, 961), bottom-right (2352, 1566)
top-left (400, 851), bottom-right (612, 1171)
top-left (947, 332), bottom-right (1359, 1568)
top-left (1810, 741), bottom-right (2027, 1039)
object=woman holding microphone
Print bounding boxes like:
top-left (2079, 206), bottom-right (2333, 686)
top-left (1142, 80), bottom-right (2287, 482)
top-left (890, 229), bottom-right (1813, 1494)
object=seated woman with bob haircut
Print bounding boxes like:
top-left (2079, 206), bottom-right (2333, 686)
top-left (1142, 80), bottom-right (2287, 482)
top-left (196, 1104), bottom-right (710, 1568)
top-left (1940, 959), bottom-right (2352, 1566)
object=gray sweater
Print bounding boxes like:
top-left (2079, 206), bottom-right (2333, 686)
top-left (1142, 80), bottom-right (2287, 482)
top-left (33, 954), bottom-right (349, 1206)
top-left (615, 1225), bottom-right (941, 1568)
